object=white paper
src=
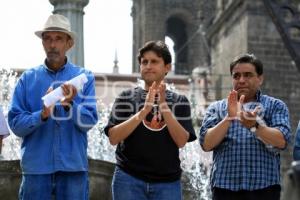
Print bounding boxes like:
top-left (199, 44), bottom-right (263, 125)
top-left (42, 73), bottom-right (88, 107)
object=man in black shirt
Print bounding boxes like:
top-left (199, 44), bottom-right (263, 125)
top-left (104, 40), bottom-right (196, 200)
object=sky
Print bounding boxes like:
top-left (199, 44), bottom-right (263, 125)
top-left (0, 0), bottom-right (133, 74)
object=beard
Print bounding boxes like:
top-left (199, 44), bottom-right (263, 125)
top-left (46, 50), bottom-right (60, 60)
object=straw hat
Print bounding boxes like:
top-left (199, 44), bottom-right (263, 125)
top-left (35, 14), bottom-right (76, 41)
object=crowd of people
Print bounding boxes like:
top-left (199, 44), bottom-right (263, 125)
top-left (0, 14), bottom-right (299, 200)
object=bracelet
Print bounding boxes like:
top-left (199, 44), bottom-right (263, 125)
top-left (225, 115), bottom-right (237, 121)
top-left (250, 121), bottom-right (260, 133)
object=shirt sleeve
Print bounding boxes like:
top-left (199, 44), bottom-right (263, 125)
top-left (104, 90), bottom-right (134, 137)
top-left (8, 74), bottom-right (45, 137)
top-left (199, 101), bottom-right (222, 148)
top-left (268, 99), bottom-right (291, 148)
top-left (173, 95), bottom-right (196, 142)
top-left (70, 71), bottom-right (98, 133)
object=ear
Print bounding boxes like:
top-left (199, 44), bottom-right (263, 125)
top-left (67, 39), bottom-right (74, 49)
top-left (164, 63), bottom-right (171, 76)
top-left (258, 75), bottom-right (264, 86)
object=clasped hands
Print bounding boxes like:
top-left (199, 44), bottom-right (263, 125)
top-left (41, 84), bottom-right (77, 120)
top-left (227, 90), bottom-right (260, 128)
top-left (143, 81), bottom-right (168, 113)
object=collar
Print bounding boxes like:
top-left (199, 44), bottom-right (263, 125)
top-left (43, 57), bottom-right (69, 73)
top-left (255, 90), bottom-right (262, 102)
top-left (137, 86), bottom-right (172, 102)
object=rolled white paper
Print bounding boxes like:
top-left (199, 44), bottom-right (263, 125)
top-left (42, 73), bottom-right (88, 107)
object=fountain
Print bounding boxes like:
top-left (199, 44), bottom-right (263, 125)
top-left (282, 161), bottom-right (300, 200)
top-left (0, 68), bottom-right (212, 200)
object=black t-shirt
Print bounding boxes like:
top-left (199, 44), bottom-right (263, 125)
top-left (104, 87), bottom-right (196, 182)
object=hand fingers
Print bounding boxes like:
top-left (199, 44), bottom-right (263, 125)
top-left (46, 87), bottom-right (53, 94)
top-left (237, 95), bottom-right (245, 113)
top-left (61, 84), bottom-right (76, 97)
top-left (70, 85), bottom-right (77, 97)
top-left (157, 83), bottom-right (165, 94)
top-left (228, 90), bottom-right (237, 102)
top-left (159, 80), bottom-right (165, 86)
top-left (144, 87), bottom-right (156, 111)
top-left (148, 87), bottom-right (156, 102)
top-left (160, 82), bottom-right (166, 90)
top-left (240, 110), bottom-right (258, 123)
top-left (61, 84), bottom-right (68, 96)
top-left (252, 106), bottom-right (261, 115)
top-left (151, 81), bottom-right (157, 89)
top-left (60, 84), bottom-right (77, 105)
top-left (239, 94), bottom-right (245, 105)
top-left (42, 105), bottom-right (53, 119)
top-left (157, 82), bottom-right (166, 103)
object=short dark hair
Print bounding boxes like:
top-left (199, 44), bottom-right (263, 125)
top-left (230, 53), bottom-right (263, 75)
top-left (137, 40), bottom-right (172, 65)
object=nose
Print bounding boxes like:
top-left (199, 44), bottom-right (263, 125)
top-left (145, 62), bottom-right (152, 68)
top-left (49, 40), bottom-right (57, 48)
top-left (238, 75), bottom-right (246, 82)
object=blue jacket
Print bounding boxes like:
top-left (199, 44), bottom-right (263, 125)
top-left (8, 60), bottom-right (98, 174)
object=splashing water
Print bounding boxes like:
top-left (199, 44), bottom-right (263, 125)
top-left (1, 70), bottom-right (212, 199)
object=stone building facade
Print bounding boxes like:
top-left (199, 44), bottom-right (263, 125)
top-left (131, 0), bottom-right (216, 75)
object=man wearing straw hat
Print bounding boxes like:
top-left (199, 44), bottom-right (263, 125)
top-left (8, 14), bottom-right (98, 200)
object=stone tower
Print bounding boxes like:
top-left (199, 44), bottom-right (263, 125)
top-left (49, 0), bottom-right (89, 67)
top-left (131, 0), bottom-right (216, 75)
